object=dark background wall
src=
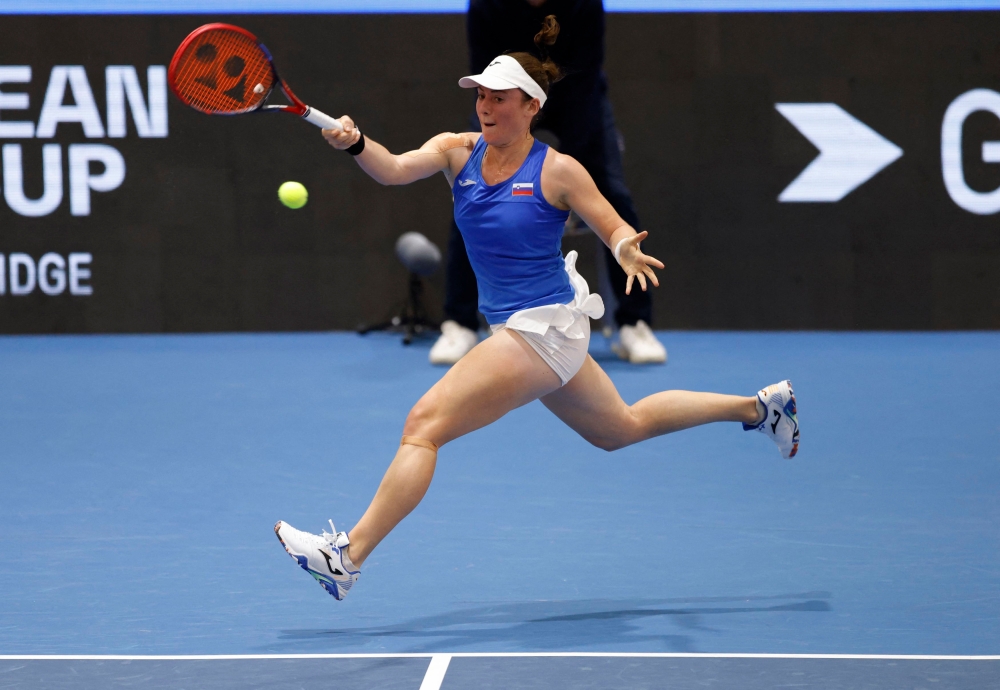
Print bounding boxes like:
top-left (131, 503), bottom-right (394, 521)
top-left (1, 12), bottom-right (999, 333)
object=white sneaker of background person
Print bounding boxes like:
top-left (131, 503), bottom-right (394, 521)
top-left (429, 320), bottom-right (479, 365)
top-left (612, 320), bottom-right (667, 364)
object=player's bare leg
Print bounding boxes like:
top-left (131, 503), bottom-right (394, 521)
top-left (541, 355), bottom-right (759, 451)
top-left (346, 329), bottom-right (561, 567)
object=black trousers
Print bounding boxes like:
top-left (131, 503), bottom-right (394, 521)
top-left (444, 74), bottom-right (653, 331)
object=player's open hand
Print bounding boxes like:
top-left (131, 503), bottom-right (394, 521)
top-left (618, 231), bottom-right (664, 294)
top-left (322, 116), bottom-right (362, 150)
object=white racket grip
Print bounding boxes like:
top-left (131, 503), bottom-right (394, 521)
top-left (302, 106), bottom-right (343, 130)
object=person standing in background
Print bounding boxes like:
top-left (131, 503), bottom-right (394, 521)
top-left (429, 0), bottom-right (668, 365)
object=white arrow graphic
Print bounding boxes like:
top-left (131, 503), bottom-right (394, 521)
top-left (776, 103), bottom-right (903, 202)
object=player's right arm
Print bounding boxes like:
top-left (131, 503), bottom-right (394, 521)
top-left (322, 116), bottom-right (477, 186)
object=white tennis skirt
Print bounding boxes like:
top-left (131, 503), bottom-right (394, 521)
top-left (489, 250), bottom-right (605, 386)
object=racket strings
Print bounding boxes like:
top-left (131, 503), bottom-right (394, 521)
top-left (172, 29), bottom-right (274, 114)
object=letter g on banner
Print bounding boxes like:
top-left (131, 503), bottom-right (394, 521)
top-left (942, 88), bottom-right (1000, 215)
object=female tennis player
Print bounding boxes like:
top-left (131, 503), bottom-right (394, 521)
top-left (274, 18), bottom-right (800, 601)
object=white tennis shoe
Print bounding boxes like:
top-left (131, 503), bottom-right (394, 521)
top-left (429, 320), bottom-right (479, 365)
top-left (274, 520), bottom-right (359, 600)
top-left (612, 320), bottom-right (667, 364)
top-left (744, 380), bottom-right (800, 459)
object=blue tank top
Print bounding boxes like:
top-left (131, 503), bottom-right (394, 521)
top-left (453, 136), bottom-right (574, 324)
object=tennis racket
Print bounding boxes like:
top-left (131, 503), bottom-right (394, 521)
top-left (168, 23), bottom-right (343, 130)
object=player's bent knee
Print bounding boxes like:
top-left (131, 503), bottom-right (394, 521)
top-left (588, 437), bottom-right (619, 452)
top-left (581, 431), bottom-right (629, 452)
top-left (403, 394), bottom-right (441, 439)
top-left (582, 412), bottom-right (643, 452)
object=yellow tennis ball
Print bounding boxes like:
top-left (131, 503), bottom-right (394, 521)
top-left (278, 181), bottom-right (308, 209)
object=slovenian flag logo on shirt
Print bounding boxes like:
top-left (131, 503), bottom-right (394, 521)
top-left (512, 182), bottom-right (534, 196)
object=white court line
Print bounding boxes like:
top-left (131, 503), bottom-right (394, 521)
top-left (4, 651), bottom-right (997, 690)
top-left (1, 653), bottom-right (998, 660)
top-left (418, 654), bottom-right (452, 690)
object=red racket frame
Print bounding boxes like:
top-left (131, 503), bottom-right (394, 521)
top-left (168, 23), bottom-right (341, 129)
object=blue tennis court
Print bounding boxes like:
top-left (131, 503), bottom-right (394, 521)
top-left (1, 331), bottom-right (998, 688)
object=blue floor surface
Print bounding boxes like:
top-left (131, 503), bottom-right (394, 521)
top-left (1, 331), bottom-right (998, 658)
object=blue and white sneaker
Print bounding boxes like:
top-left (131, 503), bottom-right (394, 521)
top-left (744, 380), bottom-right (800, 458)
top-left (274, 520), bottom-right (359, 600)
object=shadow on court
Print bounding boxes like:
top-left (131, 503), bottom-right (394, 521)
top-left (278, 592), bottom-right (831, 652)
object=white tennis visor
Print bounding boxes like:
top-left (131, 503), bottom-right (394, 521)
top-left (458, 55), bottom-right (548, 108)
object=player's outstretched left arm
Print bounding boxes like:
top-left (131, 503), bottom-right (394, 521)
top-left (322, 117), bottom-right (475, 186)
top-left (548, 152), bottom-right (664, 294)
